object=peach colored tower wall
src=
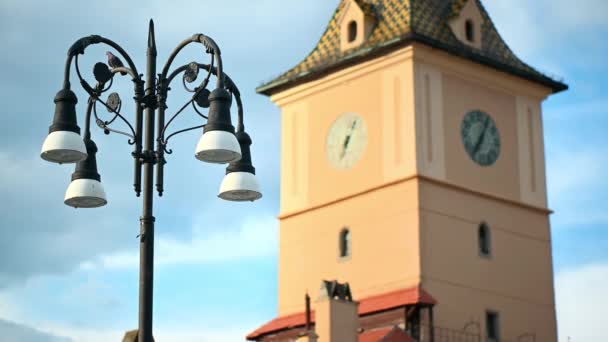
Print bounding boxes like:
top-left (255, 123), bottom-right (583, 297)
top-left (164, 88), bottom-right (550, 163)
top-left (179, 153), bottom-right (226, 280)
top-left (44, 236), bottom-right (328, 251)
top-left (273, 47), bottom-right (422, 316)
top-left (412, 44), bottom-right (557, 341)
top-left (270, 42), bottom-right (557, 341)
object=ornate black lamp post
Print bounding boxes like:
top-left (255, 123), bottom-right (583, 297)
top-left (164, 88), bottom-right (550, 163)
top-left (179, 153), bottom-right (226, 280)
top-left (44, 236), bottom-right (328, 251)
top-left (40, 20), bottom-right (262, 342)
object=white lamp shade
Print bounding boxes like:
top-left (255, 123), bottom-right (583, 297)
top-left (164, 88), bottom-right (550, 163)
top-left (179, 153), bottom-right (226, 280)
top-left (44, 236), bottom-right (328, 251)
top-left (195, 130), bottom-right (241, 164)
top-left (64, 178), bottom-right (107, 208)
top-left (41, 131), bottom-right (88, 164)
top-left (218, 171), bottom-right (262, 202)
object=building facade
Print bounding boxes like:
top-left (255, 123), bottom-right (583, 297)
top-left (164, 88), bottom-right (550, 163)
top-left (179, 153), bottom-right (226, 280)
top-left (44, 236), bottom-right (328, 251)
top-left (248, 0), bottom-right (566, 341)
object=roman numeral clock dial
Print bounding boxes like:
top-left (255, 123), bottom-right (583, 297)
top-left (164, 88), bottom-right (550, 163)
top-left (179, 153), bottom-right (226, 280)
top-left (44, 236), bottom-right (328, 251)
top-left (326, 113), bottom-right (368, 170)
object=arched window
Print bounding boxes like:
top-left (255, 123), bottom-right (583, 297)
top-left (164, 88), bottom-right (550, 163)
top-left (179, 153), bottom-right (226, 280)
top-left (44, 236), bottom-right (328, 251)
top-left (348, 21), bottom-right (358, 43)
top-left (478, 223), bottom-right (491, 257)
top-left (465, 19), bottom-right (475, 42)
top-left (339, 228), bottom-right (351, 258)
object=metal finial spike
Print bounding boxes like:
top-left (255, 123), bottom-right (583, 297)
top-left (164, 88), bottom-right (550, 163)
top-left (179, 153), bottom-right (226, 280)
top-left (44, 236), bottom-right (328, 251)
top-left (305, 292), bottom-right (312, 330)
top-left (148, 19), bottom-right (156, 51)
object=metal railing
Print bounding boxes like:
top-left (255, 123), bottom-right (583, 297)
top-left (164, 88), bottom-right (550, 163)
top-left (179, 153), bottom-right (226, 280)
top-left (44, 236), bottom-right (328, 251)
top-left (415, 324), bottom-right (536, 342)
top-left (418, 324), bottom-right (481, 342)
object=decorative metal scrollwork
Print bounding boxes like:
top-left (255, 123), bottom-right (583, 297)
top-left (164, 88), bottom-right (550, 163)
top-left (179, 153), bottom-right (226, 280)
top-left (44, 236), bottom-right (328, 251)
top-left (69, 32), bottom-right (243, 166)
top-left (184, 62), bottom-right (199, 83)
top-left (106, 92), bottom-right (121, 113)
top-left (72, 48), bottom-right (139, 146)
top-left (93, 62), bottom-right (113, 84)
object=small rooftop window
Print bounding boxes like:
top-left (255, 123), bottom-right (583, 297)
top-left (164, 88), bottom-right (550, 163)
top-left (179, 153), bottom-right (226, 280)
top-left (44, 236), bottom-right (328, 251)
top-left (348, 21), bottom-right (358, 43)
top-left (465, 19), bottom-right (475, 42)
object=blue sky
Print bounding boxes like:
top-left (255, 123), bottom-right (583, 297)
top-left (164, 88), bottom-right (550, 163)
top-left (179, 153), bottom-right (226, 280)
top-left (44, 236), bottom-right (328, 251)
top-left (0, 0), bottom-right (606, 341)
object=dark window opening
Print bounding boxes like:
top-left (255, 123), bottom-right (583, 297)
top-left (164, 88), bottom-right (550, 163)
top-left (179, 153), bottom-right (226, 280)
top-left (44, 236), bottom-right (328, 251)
top-left (486, 311), bottom-right (500, 342)
top-left (339, 228), bottom-right (351, 258)
top-left (348, 21), bottom-right (358, 43)
top-left (479, 223), bottom-right (491, 256)
top-left (465, 19), bottom-right (475, 42)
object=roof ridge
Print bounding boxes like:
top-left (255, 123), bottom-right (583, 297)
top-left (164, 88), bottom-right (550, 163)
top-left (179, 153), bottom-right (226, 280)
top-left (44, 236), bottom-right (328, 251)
top-left (353, 0), bottom-right (375, 16)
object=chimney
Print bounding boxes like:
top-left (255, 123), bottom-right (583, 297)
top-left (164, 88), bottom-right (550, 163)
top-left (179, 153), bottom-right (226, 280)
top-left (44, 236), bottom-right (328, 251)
top-left (314, 280), bottom-right (359, 342)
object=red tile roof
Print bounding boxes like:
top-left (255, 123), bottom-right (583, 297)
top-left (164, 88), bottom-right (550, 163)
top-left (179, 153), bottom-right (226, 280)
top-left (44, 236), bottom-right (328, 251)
top-left (247, 311), bottom-right (315, 339)
top-left (359, 326), bottom-right (414, 342)
top-left (246, 286), bottom-right (435, 340)
top-left (358, 286), bottom-right (437, 314)
top-left (359, 327), bottom-right (394, 342)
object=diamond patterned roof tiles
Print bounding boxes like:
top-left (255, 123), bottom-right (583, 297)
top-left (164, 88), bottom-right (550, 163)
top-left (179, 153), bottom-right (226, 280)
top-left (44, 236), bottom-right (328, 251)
top-left (257, 0), bottom-right (566, 95)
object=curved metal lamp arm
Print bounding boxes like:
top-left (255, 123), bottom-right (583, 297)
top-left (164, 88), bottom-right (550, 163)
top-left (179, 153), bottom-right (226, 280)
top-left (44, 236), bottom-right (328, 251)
top-left (111, 67), bottom-right (139, 80)
top-left (155, 50), bottom-right (232, 197)
top-left (63, 34), bottom-right (145, 195)
top-left (157, 63), bottom-right (245, 154)
top-left (160, 33), bottom-right (224, 89)
top-left (164, 63), bottom-right (244, 132)
top-left (73, 56), bottom-right (137, 144)
top-left (63, 35), bottom-right (141, 89)
top-left (83, 97), bottom-right (95, 140)
top-left (158, 98), bottom-right (195, 145)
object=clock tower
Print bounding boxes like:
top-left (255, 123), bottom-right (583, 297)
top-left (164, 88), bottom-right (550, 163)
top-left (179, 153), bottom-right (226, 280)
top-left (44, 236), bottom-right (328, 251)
top-left (248, 0), bottom-right (567, 341)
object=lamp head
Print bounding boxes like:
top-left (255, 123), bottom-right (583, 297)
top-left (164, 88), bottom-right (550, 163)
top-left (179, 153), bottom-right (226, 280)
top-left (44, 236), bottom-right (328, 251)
top-left (218, 130), bottom-right (262, 202)
top-left (64, 139), bottom-right (107, 208)
top-left (41, 88), bottom-right (87, 164)
top-left (195, 88), bottom-right (241, 164)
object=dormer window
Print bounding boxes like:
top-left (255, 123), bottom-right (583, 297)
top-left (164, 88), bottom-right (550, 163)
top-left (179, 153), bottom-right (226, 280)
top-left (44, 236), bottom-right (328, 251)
top-left (338, 0), bottom-right (377, 51)
top-left (465, 19), bottom-right (475, 42)
top-left (447, 0), bottom-right (482, 49)
top-left (348, 21), bottom-right (358, 43)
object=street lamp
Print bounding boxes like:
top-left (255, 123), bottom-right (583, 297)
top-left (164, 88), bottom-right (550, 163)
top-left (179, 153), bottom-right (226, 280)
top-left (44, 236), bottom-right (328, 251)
top-left (40, 20), bottom-right (261, 342)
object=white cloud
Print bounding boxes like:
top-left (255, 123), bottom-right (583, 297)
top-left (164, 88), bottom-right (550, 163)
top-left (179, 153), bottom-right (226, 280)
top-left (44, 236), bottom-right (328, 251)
top-left (484, 0), bottom-right (608, 76)
top-left (0, 149), bottom-right (139, 286)
top-left (80, 214), bottom-right (278, 270)
top-left (547, 149), bottom-right (605, 201)
top-left (0, 273), bottom-right (263, 341)
top-left (0, 318), bottom-right (72, 342)
top-left (556, 263), bottom-right (608, 341)
top-left (34, 320), bottom-right (260, 342)
top-left (546, 146), bottom-right (608, 227)
top-left (547, 100), bottom-right (608, 121)
top-left (152, 328), bottom-right (252, 342)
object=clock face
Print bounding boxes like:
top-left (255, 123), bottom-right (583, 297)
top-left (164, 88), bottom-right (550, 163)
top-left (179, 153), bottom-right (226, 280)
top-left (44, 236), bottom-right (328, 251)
top-left (326, 113), bottom-right (368, 170)
top-left (461, 110), bottom-right (501, 166)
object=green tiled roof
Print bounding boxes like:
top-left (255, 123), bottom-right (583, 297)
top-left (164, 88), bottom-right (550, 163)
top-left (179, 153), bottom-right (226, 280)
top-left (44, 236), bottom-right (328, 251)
top-left (257, 0), bottom-right (567, 95)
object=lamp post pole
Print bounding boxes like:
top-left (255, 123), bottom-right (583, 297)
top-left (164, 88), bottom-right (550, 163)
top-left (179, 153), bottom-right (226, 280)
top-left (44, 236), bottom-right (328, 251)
top-left (40, 20), bottom-right (262, 342)
top-left (139, 22), bottom-right (157, 342)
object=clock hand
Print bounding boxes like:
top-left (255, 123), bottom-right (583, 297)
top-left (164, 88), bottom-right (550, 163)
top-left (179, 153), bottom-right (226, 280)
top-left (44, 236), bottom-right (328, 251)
top-left (340, 119), bottom-right (358, 159)
top-left (473, 116), bottom-right (490, 155)
top-left (340, 136), bottom-right (351, 159)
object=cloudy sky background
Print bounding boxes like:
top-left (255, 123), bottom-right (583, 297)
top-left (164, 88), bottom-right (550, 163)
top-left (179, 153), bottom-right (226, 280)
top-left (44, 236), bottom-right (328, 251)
top-left (0, 0), bottom-right (605, 341)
